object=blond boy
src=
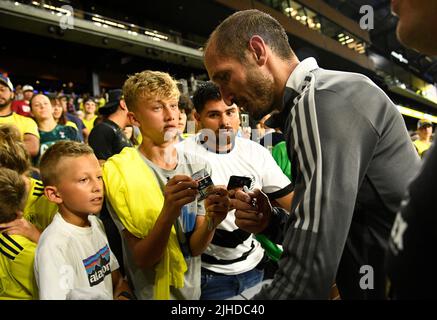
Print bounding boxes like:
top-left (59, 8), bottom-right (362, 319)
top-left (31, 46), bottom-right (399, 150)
top-left (103, 70), bottom-right (230, 299)
top-left (0, 168), bottom-right (38, 300)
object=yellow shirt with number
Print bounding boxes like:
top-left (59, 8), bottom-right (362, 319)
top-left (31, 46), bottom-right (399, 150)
top-left (0, 233), bottom-right (38, 300)
top-left (0, 112), bottom-right (39, 140)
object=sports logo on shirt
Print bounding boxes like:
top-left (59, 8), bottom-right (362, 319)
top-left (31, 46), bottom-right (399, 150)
top-left (82, 245), bottom-right (111, 286)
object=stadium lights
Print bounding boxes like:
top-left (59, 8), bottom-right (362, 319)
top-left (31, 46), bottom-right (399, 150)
top-left (144, 30), bottom-right (168, 41)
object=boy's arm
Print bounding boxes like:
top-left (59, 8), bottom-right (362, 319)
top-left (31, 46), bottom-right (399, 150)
top-left (189, 186), bottom-right (230, 256)
top-left (111, 269), bottom-right (134, 300)
top-left (0, 217), bottom-right (41, 243)
top-left (123, 175), bottom-right (198, 268)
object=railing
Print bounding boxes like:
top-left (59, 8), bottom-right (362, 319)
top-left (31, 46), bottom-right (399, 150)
top-left (10, 0), bottom-right (204, 51)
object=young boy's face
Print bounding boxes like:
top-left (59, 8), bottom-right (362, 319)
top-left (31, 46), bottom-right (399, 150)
top-left (54, 154), bottom-right (104, 217)
top-left (129, 95), bottom-right (180, 145)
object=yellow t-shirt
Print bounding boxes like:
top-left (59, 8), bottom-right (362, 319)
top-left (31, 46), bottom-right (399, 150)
top-left (413, 139), bottom-right (431, 158)
top-left (23, 178), bottom-right (58, 231)
top-left (0, 233), bottom-right (38, 300)
top-left (0, 112), bottom-right (39, 140)
top-left (82, 115), bottom-right (98, 132)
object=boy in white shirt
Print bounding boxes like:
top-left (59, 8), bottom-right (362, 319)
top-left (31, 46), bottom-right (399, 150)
top-left (34, 140), bottom-right (133, 300)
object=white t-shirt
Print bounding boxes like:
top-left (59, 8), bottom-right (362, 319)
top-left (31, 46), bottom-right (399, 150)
top-left (177, 136), bottom-right (292, 274)
top-left (34, 213), bottom-right (119, 300)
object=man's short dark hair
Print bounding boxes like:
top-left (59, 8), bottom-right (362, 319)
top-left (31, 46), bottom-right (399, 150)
top-left (207, 9), bottom-right (294, 62)
top-left (192, 82), bottom-right (222, 114)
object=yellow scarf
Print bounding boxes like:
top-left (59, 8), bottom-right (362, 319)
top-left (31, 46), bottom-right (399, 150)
top-left (102, 147), bottom-right (187, 299)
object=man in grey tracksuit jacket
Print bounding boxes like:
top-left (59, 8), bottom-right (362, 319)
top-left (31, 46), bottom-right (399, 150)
top-left (204, 9), bottom-right (420, 299)
top-left (257, 57), bottom-right (420, 299)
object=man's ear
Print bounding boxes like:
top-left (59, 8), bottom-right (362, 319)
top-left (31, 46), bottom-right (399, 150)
top-left (194, 111), bottom-right (201, 122)
top-left (127, 111), bottom-right (140, 128)
top-left (119, 99), bottom-right (128, 111)
top-left (44, 186), bottom-right (63, 205)
top-left (249, 35), bottom-right (267, 66)
top-left (193, 111), bottom-right (203, 129)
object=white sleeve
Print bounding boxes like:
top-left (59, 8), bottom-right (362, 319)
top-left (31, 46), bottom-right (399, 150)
top-left (35, 242), bottom-right (72, 300)
top-left (109, 250), bottom-right (120, 272)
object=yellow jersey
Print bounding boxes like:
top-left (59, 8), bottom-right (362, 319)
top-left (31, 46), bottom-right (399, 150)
top-left (413, 139), bottom-right (431, 158)
top-left (82, 115), bottom-right (98, 132)
top-left (23, 178), bottom-right (58, 231)
top-left (0, 233), bottom-right (38, 300)
top-left (0, 112), bottom-right (39, 140)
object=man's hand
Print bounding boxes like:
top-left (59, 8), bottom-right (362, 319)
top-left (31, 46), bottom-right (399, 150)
top-left (231, 188), bottom-right (273, 234)
top-left (0, 216), bottom-right (41, 243)
top-left (162, 175), bottom-right (199, 221)
top-left (205, 186), bottom-right (230, 229)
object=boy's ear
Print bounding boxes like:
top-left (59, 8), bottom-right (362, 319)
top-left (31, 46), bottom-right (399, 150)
top-left (127, 111), bottom-right (140, 128)
top-left (44, 186), bottom-right (63, 205)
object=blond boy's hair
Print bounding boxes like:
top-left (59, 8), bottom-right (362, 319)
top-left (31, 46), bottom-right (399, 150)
top-left (39, 140), bottom-right (94, 186)
top-left (0, 168), bottom-right (27, 224)
top-left (0, 124), bottom-right (31, 175)
top-left (122, 70), bottom-right (180, 112)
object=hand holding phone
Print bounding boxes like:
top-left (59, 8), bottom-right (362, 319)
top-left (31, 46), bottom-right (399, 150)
top-left (227, 175), bottom-right (252, 191)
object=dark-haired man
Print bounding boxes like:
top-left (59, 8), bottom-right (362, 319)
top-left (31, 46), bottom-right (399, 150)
top-left (0, 75), bottom-right (39, 157)
top-left (205, 9), bottom-right (420, 299)
top-left (177, 81), bottom-right (292, 299)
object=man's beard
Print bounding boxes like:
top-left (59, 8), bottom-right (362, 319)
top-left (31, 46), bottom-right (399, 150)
top-left (240, 70), bottom-right (276, 121)
top-left (0, 97), bottom-right (13, 110)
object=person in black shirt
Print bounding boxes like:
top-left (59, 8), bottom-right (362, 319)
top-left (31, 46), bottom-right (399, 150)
top-left (386, 0), bottom-right (437, 299)
top-left (88, 89), bottom-right (132, 276)
top-left (89, 89), bottom-right (132, 161)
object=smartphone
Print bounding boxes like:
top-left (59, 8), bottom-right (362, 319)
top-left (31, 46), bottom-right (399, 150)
top-left (240, 113), bottom-right (250, 128)
top-left (227, 175), bottom-right (252, 190)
